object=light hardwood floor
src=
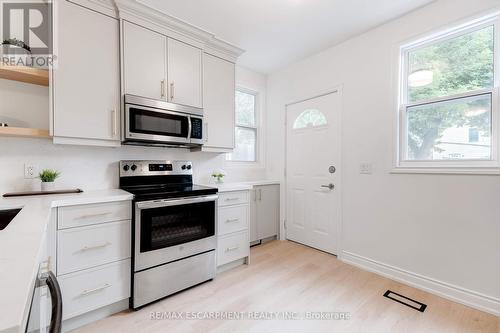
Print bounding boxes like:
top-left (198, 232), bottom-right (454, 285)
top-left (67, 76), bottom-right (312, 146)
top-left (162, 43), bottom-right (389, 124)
top-left (73, 240), bottom-right (499, 333)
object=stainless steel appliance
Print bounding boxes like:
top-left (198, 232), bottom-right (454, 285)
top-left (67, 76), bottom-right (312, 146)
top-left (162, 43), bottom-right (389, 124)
top-left (123, 95), bottom-right (204, 147)
top-left (119, 160), bottom-right (218, 309)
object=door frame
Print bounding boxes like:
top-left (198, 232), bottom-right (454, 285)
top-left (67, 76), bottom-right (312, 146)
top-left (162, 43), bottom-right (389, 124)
top-left (283, 85), bottom-right (344, 258)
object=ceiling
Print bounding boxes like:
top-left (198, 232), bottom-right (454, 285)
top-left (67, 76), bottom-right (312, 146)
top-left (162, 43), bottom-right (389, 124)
top-left (137, 0), bottom-right (435, 74)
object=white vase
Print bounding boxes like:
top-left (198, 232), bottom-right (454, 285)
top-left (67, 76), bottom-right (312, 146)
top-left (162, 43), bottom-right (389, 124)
top-left (41, 182), bottom-right (55, 192)
top-left (0, 44), bottom-right (33, 67)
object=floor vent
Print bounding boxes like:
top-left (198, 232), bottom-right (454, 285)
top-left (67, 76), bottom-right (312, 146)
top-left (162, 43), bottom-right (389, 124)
top-left (383, 290), bottom-right (427, 312)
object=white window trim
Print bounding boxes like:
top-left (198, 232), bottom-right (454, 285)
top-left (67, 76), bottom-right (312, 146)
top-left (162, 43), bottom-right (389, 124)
top-left (226, 86), bottom-right (263, 166)
top-left (393, 12), bottom-right (500, 174)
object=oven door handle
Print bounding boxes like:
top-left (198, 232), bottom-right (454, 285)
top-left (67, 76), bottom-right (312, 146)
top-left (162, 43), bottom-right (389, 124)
top-left (136, 194), bottom-right (218, 209)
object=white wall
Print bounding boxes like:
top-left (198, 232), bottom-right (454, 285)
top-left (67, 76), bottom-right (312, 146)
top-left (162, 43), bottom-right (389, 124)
top-left (0, 66), bottom-right (267, 193)
top-left (266, 0), bottom-right (500, 313)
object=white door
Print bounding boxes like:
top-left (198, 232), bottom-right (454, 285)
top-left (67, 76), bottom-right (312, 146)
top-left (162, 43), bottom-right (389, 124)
top-left (54, 1), bottom-right (120, 142)
top-left (286, 92), bottom-right (341, 254)
top-left (202, 53), bottom-right (235, 149)
top-left (167, 38), bottom-right (203, 108)
top-left (123, 21), bottom-right (166, 101)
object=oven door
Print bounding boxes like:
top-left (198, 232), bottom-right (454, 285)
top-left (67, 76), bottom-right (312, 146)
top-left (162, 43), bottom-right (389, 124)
top-left (125, 104), bottom-right (191, 144)
top-left (134, 195), bottom-right (218, 272)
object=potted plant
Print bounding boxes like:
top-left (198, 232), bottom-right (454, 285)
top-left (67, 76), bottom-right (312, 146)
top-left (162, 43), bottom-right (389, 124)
top-left (211, 170), bottom-right (226, 184)
top-left (1, 38), bottom-right (32, 67)
top-left (39, 169), bottom-right (60, 191)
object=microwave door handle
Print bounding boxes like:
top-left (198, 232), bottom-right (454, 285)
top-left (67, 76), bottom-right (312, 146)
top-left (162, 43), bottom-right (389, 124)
top-left (188, 116), bottom-right (192, 141)
top-left (46, 271), bottom-right (62, 333)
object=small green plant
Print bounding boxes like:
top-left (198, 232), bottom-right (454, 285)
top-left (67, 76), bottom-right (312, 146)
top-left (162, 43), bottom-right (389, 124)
top-left (211, 170), bottom-right (225, 183)
top-left (2, 38), bottom-right (31, 52)
top-left (39, 169), bottom-right (60, 182)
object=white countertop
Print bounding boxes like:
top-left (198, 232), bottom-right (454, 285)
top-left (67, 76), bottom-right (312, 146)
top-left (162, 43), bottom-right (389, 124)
top-left (0, 189), bottom-right (133, 333)
top-left (202, 180), bottom-right (281, 192)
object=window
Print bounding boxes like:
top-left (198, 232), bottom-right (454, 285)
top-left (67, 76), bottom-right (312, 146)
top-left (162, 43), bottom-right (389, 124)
top-left (226, 90), bottom-right (258, 162)
top-left (397, 15), bottom-right (500, 170)
top-left (293, 109), bottom-right (327, 129)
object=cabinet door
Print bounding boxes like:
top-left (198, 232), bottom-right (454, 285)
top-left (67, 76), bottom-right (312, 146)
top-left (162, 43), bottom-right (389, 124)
top-left (167, 38), bottom-right (202, 108)
top-left (54, 2), bottom-right (120, 142)
top-left (123, 21), bottom-right (166, 100)
top-left (250, 189), bottom-right (258, 242)
top-left (256, 185), bottom-right (280, 240)
top-left (203, 53), bottom-right (235, 149)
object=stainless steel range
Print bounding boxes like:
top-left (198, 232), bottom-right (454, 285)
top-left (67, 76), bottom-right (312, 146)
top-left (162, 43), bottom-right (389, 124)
top-left (119, 160), bottom-right (218, 309)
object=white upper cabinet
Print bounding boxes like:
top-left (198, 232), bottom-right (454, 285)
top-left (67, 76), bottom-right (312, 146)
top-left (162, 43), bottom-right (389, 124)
top-left (201, 53), bottom-right (235, 151)
top-left (53, 1), bottom-right (120, 146)
top-left (167, 38), bottom-right (203, 108)
top-left (122, 21), bottom-right (167, 101)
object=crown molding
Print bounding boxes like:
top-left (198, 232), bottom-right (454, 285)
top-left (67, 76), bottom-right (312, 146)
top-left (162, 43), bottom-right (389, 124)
top-left (113, 0), bottom-right (244, 62)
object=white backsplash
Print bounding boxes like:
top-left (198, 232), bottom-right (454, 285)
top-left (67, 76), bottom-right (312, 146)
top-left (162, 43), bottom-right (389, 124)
top-left (0, 137), bottom-right (266, 193)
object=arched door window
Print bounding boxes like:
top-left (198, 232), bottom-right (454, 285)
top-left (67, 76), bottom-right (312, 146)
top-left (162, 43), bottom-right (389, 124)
top-left (293, 109), bottom-right (327, 129)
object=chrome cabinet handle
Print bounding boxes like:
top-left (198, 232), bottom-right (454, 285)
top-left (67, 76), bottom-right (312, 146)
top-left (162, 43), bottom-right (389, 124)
top-left (111, 109), bottom-right (117, 138)
top-left (76, 212), bottom-right (111, 220)
top-left (80, 283), bottom-right (111, 296)
top-left (225, 218), bottom-right (239, 223)
top-left (225, 246), bottom-right (239, 252)
top-left (321, 184), bottom-right (335, 190)
top-left (79, 241), bottom-right (111, 252)
top-left (258, 189), bottom-right (262, 201)
top-left (170, 82), bottom-right (175, 100)
top-left (161, 80), bottom-right (166, 98)
top-left (225, 197), bottom-right (239, 202)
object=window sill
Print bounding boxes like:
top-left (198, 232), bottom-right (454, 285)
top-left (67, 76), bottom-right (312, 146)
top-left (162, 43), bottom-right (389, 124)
top-left (391, 166), bottom-right (500, 175)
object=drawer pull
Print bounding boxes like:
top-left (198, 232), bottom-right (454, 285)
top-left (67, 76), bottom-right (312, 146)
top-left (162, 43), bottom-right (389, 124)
top-left (225, 198), bottom-right (239, 202)
top-left (225, 246), bottom-right (239, 252)
top-left (79, 242), bottom-right (111, 252)
top-left (76, 212), bottom-right (111, 220)
top-left (225, 218), bottom-right (240, 223)
top-left (80, 283), bottom-right (111, 296)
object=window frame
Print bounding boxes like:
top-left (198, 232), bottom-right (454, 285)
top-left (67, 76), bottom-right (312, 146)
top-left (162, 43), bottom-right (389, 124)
top-left (226, 87), bottom-right (259, 163)
top-left (395, 13), bottom-right (500, 173)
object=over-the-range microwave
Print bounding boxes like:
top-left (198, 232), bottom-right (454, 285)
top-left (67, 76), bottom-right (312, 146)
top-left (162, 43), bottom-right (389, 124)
top-left (123, 94), bottom-right (203, 147)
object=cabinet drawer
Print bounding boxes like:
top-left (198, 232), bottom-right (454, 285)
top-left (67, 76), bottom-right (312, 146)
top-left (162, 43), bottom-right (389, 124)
top-left (218, 205), bottom-right (248, 236)
top-left (58, 201), bottom-right (131, 229)
top-left (57, 220), bottom-right (131, 275)
top-left (218, 191), bottom-right (249, 207)
top-left (217, 231), bottom-right (249, 266)
top-left (58, 259), bottom-right (131, 320)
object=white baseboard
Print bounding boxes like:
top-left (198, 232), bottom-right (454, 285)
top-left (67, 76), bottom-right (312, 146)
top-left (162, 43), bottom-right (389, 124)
top-left (342, 251), bottom-right (500, 317)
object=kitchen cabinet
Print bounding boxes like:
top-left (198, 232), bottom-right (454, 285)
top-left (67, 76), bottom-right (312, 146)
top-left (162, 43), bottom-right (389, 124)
top-left (53, 1), bottom-right (120, 146)
top-left (167, 38), bottom-right (203, 108)
top-left (217, 190), bottom-right (250, 269)
top-left (250, 184), bottom-right (280, 243)
top-left (122, 21), bottom-right (166, 101)
top-left (122, 23), bottom-right (203, 108)
top-left (200, 53), bottom-right (236, 152)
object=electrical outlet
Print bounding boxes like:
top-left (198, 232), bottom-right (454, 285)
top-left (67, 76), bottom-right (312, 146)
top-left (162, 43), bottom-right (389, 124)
top-left (360, 163), bottom-right (373, 174)
top-left (24, 163), bottom-right (38, 179)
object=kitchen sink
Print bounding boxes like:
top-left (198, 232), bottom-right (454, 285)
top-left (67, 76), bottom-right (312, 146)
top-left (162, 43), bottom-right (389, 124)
top-left (0, 208), bottom-right (21, 230)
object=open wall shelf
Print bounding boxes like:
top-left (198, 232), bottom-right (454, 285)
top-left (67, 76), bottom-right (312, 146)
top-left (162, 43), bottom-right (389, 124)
top-left (0, 127), bottom-right (51, 139)
top-left (0, 65), bottom-right (49, 86)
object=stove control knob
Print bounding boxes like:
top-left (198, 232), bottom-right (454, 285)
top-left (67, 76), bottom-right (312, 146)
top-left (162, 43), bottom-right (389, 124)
top-left (181, 165), bottom-right (187, 170)
top-left (186, 165), bottom-right (192, 170)
top-left (123, 165), bottom-right (130, 171)
top-left (131, 164), bottom-right (137, 171)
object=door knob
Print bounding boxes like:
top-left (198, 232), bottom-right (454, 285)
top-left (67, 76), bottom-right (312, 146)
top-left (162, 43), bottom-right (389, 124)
top-left (321, 184), bottom-right (335, 190)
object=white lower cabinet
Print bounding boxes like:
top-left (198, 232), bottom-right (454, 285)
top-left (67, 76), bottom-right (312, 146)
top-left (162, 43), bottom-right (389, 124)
top-left (58, 260), bottom-right (131, 320)
top-left (250, 184), bottom-right (280, 243)
top-left (57, 220), bottom-right (131, 275)
top-left (55, 199), bottom-right (132, 323)
top-left (217, 190), bottom-right (250, 268)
